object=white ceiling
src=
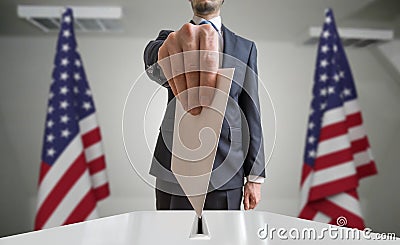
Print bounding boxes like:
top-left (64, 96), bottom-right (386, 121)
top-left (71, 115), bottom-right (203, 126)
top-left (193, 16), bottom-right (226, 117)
top-left (0, 0), bottom-right (399, 41)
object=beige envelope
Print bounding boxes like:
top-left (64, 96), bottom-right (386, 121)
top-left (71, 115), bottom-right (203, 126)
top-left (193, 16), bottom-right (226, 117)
top-left (171, 68), bottom-right (235, 217)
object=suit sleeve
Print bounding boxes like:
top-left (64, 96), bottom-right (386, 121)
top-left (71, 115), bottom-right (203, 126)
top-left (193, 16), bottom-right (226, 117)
top-left (238, 42), bottom-right (266, 179)
top-left (143, 30), bottom-right (173, 87)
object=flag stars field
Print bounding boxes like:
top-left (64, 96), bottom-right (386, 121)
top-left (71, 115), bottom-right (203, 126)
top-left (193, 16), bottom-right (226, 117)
top-left (60, 115), bottom-right (70, 124)
top-left (320, 73), bottom-right (328, 82)
top-left (74, 73), bottom-right (81, 81)
top-left (60, 86), bottom-right (69, 95)
top-left (320, 59), bottom-right (329, 68)
top-left (63, 16), bottom-right (71, 24)
top-left (47, 148), bottom-right (56, 157)
top-left (343, 88), bottom-right (352, 97)
top-left (48, 106), bottom-right (54, 114)
top-left (325, 16), bottom-right (332, 24)
top-left (63, 30), bottom-right (71, 38)
top-left (47, 134), bottom-right (55, 143)
top-left (75, 59), bottom-right (81, 67)
top-left (60, 72), bottom-right (69, 81)
top-left (308, 150), bottom-right (316, 159)
top-left (321, 45), bottom-right (329, 53)
top-left (62, 44), bottom-right (70, 52)
top-left (333, 73), bottom-right (340, 82)
top-left (322, 30), bottom-right (330, 39)
top-left (308, 136), bottom-right (316, 144)
top-left (60, 100), bottom-right (69, 110)
top-left (82, 102), bottom-right (92, 111)
top-left (61, 129), bottom-right (71, 138)
top-left (320, 88), bottom-right (328, 96)
top-left (61, 58), bottom-right (69, 66)
top-left (47, 120), bottom-right (54, 128)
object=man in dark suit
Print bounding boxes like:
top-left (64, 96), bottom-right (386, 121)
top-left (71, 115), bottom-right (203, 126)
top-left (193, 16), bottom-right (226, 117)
top-left (144, 0), bottom-right (265, 211)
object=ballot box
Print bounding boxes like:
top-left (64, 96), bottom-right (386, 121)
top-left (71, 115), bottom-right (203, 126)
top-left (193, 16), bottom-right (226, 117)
top-left (0, 211), bottom-right (396, 244)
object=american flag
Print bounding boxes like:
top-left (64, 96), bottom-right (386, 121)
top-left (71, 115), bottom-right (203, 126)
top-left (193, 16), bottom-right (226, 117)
top-left (35, 8), bottom-right (110, 230)
top-left (299, 9), bottom-right (377, 230)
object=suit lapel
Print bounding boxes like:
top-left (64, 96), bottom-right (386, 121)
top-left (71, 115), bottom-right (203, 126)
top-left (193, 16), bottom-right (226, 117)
top-left (221, 25), bottom-right (238, 68)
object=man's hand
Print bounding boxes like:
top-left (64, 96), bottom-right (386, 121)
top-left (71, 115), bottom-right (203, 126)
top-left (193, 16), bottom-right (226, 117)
top-left (157, 23), bottom-right (219, 116)
top-left (243, 182), bottom-right (261, 210)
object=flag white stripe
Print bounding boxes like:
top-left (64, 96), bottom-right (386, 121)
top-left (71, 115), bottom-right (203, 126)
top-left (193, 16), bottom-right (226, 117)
top-left (86, 208), bottom-right (99, 221)
top-left (312, 161), bottom-right (356, 186)
top-left (328, 193), bottom-right (363, 217)
top-left (322, 99), bottom-right (360, 127)
top-left (354, 149), bottom-right (374, 168)
top-left (37, 136), bottom-right (82, 210)
top-left (348, 125), bottom-right (365, 142)
top-left (344, 99), bottom-right (361, 115)
top-left (42, 170), bottom-right (92, 229)
top-left (313, 212), bottom-right (331, 223)
top-left (317, 135), bottom-right (350, 157)
top-left (90, 170), bottom-right (108, 188)
top-left (79, 114), bottom-right (98, 135)
top-left (300, 173), bottom-right (312, 210)
top-left (85, 142), bottom-right (103, 162)
top-left (322, 107), bottom-right (345, 127)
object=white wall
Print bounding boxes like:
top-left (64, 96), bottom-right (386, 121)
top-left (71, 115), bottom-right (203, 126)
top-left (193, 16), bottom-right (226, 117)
top-left (378, 40), bottom-right (400, 78)
top-left (0, 35), bottom-right (399, 237)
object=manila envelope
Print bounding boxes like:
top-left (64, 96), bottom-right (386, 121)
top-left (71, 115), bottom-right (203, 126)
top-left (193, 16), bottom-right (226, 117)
top-left (171, 68), bottom-right (235, 217)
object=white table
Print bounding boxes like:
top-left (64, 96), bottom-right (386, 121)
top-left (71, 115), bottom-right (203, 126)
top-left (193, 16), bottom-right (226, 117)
top-left (0, 211), bottom-right (397, 244)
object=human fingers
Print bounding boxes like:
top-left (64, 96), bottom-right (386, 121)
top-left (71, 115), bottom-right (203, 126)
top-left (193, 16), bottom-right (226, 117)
top-left (180, 25), bottom-right (201, 115)
top-left (158, 41), bottom-right (178, 96)
top-left (167, 32), bottom-right (188, 110)
top-left (199, 24), bottom-right (219, 107)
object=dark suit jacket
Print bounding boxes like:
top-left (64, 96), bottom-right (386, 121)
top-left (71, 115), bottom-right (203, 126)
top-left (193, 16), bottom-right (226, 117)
top-left (143, 24), bottom-right (265, 192)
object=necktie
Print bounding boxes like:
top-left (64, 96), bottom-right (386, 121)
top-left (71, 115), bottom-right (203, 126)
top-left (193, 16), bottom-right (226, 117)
top-left (199, 20), bottom-right (219, 34)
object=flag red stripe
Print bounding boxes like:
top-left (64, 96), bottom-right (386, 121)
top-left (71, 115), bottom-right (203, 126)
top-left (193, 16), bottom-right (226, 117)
top-left (351, 137), bottom-right (369, 153)
top-left (309, 175), bottom-right (358, 201)
top-left (35, 153), bottom-right (86, 230)
top-left (93, 183), bottom-right (110, 201)
top-left (313, 148), bottom-right (353, 171)
top-left (87, 156), bottom-right (106, 175)
top-left (356, 161), bottom-right (377, 179)
top-left (319, 112), bottom-right (363, 143)
top-left (346, 112), bottom-right (362, 128)
top-left (38, 162), bottom-right (51, 184)
top-left (319, 122), bottom-right (347, 142)
top-left (299, 205), bottom-right (317, 220)
top-left (346, 189), bottom-right (359, 199)
top-left (81, 127), bottom-right (101, 148)
top-left (301, 164), bottom-right (313, 185)
top-left (63, 190), bottom-right (97, 225)
top-left (311, 199), bottom-right (365, 230)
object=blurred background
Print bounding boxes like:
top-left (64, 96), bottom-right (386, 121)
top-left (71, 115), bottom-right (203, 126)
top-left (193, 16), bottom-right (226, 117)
top-left (0, 0), bottom-right (399, 238)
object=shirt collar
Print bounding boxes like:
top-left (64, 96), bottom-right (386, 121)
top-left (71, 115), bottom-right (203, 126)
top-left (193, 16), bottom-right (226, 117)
top-left (192, 15), bottom-right (222, 32)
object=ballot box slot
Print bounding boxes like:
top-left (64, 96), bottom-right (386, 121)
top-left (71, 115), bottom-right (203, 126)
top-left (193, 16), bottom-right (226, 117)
top-left (197, 217), bottom-right (203, 234)
top-left (189, 215), bottom-right (210, 239)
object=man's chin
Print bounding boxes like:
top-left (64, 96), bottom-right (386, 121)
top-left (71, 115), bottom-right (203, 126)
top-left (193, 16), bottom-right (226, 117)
top-left (194, 3), bottom-right (217, 15)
